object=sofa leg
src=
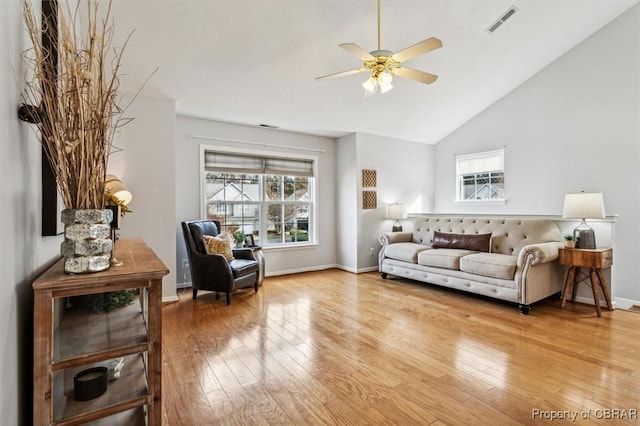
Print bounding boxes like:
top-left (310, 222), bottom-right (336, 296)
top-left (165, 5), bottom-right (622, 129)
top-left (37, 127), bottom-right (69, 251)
top-left (380, 272), bottom-right (388, 279)
top-left (254, 281), bottom-right (259, 293)
top-left (519, 304), bottom-right (531, 315)
top-left (215, 293), bottom-right (220, 300)
top-left (226, 293), bottom-right (231, 305)
top-left (549, 291), bottom-right (562, 301)
top-left (192, 287), bottom-right (198, 299)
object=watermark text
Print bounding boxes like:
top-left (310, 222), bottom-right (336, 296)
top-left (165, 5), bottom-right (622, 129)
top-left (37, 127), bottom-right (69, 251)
top-left (531, 408), bottom-right (637, 421)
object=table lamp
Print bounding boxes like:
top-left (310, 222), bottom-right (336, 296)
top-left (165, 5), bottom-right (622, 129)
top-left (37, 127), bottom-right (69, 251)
top-left (106, 175), bottom-right (132, 266)
top-left (387, 203), bottom-right (407, 232)
top-left (562, 192), bottom-right (605, 249)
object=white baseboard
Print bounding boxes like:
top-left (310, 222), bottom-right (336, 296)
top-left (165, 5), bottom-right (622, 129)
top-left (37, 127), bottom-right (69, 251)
top-left (265, 264), bottom-right (338, 277)
top-left (163, 295), bottom-right (180, 304)
top-left (614, 297), bottom-right (640, 310)
top-left (177, 281), bottom-right (191, 289)
top-left (335, 265), bottom-right (357, 273)
top-left (334, 265), bottom-right (378, 274)
top-left (573, 295), bottom-right (640, 310)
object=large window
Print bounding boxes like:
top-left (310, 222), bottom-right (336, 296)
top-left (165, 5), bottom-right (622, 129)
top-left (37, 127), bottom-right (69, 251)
top-left (456, 149), bottom-right (505, 201)
top-left (203, 149), bottom-right (315, 247)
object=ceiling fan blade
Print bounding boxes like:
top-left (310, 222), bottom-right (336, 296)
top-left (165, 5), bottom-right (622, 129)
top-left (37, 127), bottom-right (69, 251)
top-left (316, 68), bottom-right (368, 81)
top-left (394, 67), bottom-right (438, 85)
top-left (392, 37), bottom-right (442, 63)
top-left (339, 43), bottom-right (375, 61)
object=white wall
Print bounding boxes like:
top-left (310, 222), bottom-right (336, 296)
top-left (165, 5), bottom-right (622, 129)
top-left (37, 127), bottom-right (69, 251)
top-left (1, 1), bottom-right (62, 423)
top-left (107, 94), bottom-right (177, 300)
top-left (336, 134), bottom-right (359, 272)
top-left (355, 133), bottom-right (434, 270)
top-left (433, 6), bottom-right (640, 302)
top-left (175, 116), bottom-right (337, 281)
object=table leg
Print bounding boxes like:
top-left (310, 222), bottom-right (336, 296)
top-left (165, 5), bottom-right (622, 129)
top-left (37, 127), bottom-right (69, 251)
top-left (571, 267), bottom-right (580, 302)
top-left (589, 269), bottom-right (602, 317)
top-left (561, 266), bottom-right (576, 308)
top-left (595, 268), bottom-right (614, 311)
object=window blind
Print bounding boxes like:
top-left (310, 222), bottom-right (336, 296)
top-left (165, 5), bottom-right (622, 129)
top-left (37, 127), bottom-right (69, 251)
top-left (456, 149), bottom-right (504, 175)
top-left (204, 151), bottom-right (315, 177)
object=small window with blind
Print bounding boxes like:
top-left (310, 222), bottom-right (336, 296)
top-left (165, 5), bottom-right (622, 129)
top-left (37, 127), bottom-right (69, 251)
top-left (456, 149), bottom-right (505, 202)
top-left (202, 148), bottom-right (316, 247)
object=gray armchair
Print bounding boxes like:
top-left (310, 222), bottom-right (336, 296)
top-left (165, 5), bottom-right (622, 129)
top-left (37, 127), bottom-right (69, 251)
top-left (182, 220), bottom-right (259, 305)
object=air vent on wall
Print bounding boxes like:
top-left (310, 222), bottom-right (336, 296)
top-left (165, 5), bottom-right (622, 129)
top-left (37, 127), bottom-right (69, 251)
top-left (486, 5), bottom-right (519, 34)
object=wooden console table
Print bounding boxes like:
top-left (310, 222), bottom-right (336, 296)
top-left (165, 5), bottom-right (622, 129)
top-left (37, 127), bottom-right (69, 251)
top-left (558, 248), bottom-right (613, 317)
top-left (33, 239), bottom-right (168, 425)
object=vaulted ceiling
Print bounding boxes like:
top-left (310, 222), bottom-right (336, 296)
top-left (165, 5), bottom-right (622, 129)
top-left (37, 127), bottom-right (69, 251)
top-left (107, 0), bottom-right (638, 144)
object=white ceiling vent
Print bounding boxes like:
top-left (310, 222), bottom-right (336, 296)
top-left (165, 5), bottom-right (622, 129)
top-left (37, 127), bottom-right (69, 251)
top-left (486, 5), bottom-right (519, 34)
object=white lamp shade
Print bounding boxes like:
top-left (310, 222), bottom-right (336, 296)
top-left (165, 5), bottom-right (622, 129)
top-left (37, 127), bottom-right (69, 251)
top-left (106, 174), bottom-right (133, 205)
top-left (362, 76), bottom-right (377, 94)
top-left (562, 193), bottom-right (605, 219)
top-left (387, 203), bottom-right (407, 220)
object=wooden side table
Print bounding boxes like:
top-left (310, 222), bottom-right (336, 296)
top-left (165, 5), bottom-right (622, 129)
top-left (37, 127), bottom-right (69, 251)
top-left (558, 248), bottom-right (613, 317)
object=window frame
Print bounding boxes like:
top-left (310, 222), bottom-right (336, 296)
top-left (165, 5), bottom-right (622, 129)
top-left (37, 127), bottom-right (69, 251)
top-left (455, 149), bottom-right (505, 203)
top-left (200, 145), bottom-right (318, 249)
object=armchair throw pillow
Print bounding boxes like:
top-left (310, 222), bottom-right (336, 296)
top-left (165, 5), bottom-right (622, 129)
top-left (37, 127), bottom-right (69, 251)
top-left (203, 235), bottom-right (234, 261)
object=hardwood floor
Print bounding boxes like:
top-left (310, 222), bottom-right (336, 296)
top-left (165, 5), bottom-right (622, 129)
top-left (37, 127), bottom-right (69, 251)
top-left (161, 270), bottom-right (640, 425)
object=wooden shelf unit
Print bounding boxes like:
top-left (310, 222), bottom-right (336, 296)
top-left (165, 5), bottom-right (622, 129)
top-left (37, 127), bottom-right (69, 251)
top-left (33, 239), bottom-right (169, 426)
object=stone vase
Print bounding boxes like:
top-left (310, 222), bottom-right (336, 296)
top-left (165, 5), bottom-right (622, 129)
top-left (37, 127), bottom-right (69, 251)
top-left (60, 209), bottom-right (113, 274)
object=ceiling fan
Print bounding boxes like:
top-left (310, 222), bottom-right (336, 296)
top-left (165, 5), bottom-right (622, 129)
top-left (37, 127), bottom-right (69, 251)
top-left (316, 0), bottom-right (442, 95)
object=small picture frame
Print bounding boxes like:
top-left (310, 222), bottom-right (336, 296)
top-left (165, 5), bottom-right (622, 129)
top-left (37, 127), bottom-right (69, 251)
top-left (362, 169), bottom-right (377, 188)
top-left (363, 190), bottom-right (377, 209)
top-left (245, 234), bottom-right (256, 247)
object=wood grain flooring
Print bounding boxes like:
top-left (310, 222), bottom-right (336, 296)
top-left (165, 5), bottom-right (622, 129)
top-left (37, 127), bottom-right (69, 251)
top-left (161, 270), bottom-right (640, 425)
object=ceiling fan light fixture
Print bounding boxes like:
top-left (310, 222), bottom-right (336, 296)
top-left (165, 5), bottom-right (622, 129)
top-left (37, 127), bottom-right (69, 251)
top-left (362, 76), bottom-right (378, 93)
top-left (379, 71), bottom-right (393, 85)
top-left (317, 0), bottom-right (441, 93)
top-left (379, 81), bottom-right (393, 94)
top-left (379, 71), bottom-right (393, 93)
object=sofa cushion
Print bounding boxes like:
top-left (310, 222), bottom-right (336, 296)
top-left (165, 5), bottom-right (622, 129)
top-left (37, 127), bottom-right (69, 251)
top-left (418, 249), bottom-right (477, 270)
top-left (460, 252), bottom-right (517, 280)
top-left (431, 231), bottom-right (491, 253)
top-left (228, 258), bottom-right (259, 278)
top-left (385, 243), bottom-right (431, 263)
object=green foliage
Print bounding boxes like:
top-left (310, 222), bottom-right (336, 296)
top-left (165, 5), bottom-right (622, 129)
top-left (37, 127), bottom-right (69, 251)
top-left (88, 290), bottom-right (137, 313)
top-left (292, 230), bottom-right (308, 242)
top-left (563, 234), bottom-right (574, 241)
top-left (233, 230), bottom-right (246, 243)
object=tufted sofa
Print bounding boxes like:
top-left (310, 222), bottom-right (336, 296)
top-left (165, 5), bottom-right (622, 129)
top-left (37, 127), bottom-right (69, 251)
top-left (378, 217), bottom-right (564, 314)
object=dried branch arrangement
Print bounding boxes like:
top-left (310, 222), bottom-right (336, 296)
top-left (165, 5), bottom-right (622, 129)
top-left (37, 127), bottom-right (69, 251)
top-left (21, 0), bottom-right (132, 209)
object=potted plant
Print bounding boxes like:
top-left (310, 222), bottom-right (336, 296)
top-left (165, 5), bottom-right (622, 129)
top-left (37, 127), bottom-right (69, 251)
top-left (233, 231), bottom-right (246, 248)
top-left (564, 234), bottom-right (576, 248)
top-left (20, 1), bottom-right (142, 273)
